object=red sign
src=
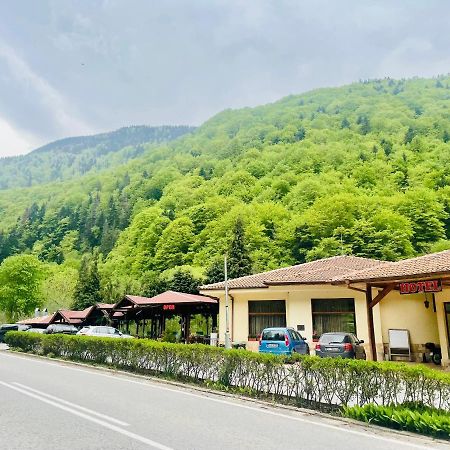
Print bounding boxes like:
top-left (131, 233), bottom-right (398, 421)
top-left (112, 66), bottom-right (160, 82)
top-left (163, 304), bottom-right (175, 311)
top-left (399, 280), bottom-right (442, 295)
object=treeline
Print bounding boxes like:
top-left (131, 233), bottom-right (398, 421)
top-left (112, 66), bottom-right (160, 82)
top-left (0, 125), bottom-right (194, 190)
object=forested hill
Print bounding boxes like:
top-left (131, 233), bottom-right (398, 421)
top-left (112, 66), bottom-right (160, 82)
top-left (0, 125), bottom-right (195, 189)
top-left (1, 76), bottom-right (450, 310)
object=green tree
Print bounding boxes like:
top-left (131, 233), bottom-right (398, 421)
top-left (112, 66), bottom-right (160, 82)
top-left (168, 269), bottom-right (203, 294)
top-left (205, 258), bottom-right (225, 284)
top-left (71, 255), bottom-right (102, 310)
top-left (404, 126), bottom-right (415, 144)
top-left (140, 271), bottom-right (168, 298)
top-left (395, 190), bottom-right (445, 253)
top-left (357, 115), bottom-right (371, 135)
top-left (0, 255), bottom-right (44, 321)
top-left (153, 217), bottom-right (195, 271)
top-left (227, 218), bottom-right (252, 278)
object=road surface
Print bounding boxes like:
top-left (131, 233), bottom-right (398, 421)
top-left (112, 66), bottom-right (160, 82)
top-left (0, 349), bottom-right (447, 450)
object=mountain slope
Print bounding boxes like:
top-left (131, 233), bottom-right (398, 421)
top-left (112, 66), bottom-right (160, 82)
top-left (0, 125), bottom-right (195, 189)
top-left (0, 76), bottom-right (450, 303)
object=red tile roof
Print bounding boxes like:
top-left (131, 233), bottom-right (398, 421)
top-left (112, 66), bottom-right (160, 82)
top-left (200, 256), bottom-right (386, 290)
top-left (18, 314), bottom-right (55, 326)
top-left (124, 291), bottom-right (217, 306)
top-left (96, 303), bottom-right (115, 310)
top-left (123, 295), bottom-right (155, 306)
top-left (148, 291), bottom-right (217, 304)
top-left (56, 306), bottom-right (97, 324)
top-left (333, 250), bottom-right (450, 284)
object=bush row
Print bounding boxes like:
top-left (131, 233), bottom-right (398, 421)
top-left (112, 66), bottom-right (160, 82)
top-left (6, 332), bottom-right (450, 411)
top-left (343, 403), bottom-right (450, 439)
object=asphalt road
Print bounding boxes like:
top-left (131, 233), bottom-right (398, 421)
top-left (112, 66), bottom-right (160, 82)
top-left (0, 348), bottom-right (447, 450)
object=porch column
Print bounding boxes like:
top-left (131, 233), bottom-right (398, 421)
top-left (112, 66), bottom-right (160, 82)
top-left (435, 293), bottom-right (449, 366)
top-left (366, 284), bottom-right (377, 361)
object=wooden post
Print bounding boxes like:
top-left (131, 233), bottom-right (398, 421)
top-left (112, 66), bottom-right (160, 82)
top-left (185, 314), bottom-right (191, 344)
top-left (159, 314), bottom-right (164, 337)
top-left (150, 317), bottom-right (155, 339)
top-left (162, 315), bottom-right (166, 334)
top-left (366, 284), bottom-right (377, 362)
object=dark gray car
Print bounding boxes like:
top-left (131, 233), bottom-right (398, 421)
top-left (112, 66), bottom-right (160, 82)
top-left (315, 332), bottom-right (366, 359)
top-left (0, 324), bottom-right (30, 342)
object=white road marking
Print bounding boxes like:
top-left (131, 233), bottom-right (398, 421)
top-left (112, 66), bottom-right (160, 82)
top-left (0, 381), bottom-right (173, 450)
top-left (13, 382), bottom-right (129, 427)
top-left (0, 352), bottom-right (438, 449)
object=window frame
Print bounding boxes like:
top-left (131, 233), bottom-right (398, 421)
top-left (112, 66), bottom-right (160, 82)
top-left (311, 298), bottom-right (356, 341)
top-left (248, 300), bottom-right (286, 339)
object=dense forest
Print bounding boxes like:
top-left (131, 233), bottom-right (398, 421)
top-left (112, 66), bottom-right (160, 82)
top-left (1, 76), bottom-right (450, 317)
top-left (0, 125), bottom-right (195, 189)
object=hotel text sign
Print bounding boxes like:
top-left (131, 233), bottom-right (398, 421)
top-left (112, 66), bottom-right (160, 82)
top-left (399, 279), bottom-right (442, 295)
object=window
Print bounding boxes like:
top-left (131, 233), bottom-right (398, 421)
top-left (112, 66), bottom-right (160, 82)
top-left (312, 298), bottom-right (356, 340)
top-left (248, 300), bottom-right (286, 338)
top-left (261, 329), bottom-right (286, 341)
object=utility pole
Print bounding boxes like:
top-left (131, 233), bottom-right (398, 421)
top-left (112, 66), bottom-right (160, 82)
top-left (224, 254), bottom-right (231, 349)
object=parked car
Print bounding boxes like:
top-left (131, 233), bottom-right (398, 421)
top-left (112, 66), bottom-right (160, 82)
top-left (259, 327), bottom-right (309, 355)
top-left (26, 328), bottom-right (47, 334)
top-left (315, 332), bottom-right (366, 359)
top-left (46, 324), bottom-right (78, 335)
top-left (0, 324), bottom-right (30, 342)
top-left (77, 326), bottom-right (133, 339)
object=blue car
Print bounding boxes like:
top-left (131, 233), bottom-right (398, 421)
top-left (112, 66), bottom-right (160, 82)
top-left (259, 327), bottom-right (309, 355)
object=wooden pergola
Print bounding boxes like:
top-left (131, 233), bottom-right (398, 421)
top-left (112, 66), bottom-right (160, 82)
top-left (113, 291), bottom-right (219, 342)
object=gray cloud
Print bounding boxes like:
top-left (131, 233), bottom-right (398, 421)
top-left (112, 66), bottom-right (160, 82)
top-left (0, 0), bottom-right (449, 155)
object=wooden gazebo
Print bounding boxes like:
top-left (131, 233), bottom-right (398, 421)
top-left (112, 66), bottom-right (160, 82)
top-left (113, 291), bottom-right (218, 341)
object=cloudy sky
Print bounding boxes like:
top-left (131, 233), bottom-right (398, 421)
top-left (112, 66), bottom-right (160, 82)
top-left (0, 0), bottom-right (448, 156)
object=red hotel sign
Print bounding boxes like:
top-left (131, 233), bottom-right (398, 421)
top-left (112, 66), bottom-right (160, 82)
top-left (399, 279), bottom-right (442, 295)
top-left (163, 304), bottom-right (175, 311)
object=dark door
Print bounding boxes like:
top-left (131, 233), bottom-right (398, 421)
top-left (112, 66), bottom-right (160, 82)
top-left (445, 303), bottom-right (450, 355)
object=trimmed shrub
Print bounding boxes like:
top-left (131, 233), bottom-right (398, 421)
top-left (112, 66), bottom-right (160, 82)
top-left (343, 403), bottom-right (450, 439)
top-left (5, 332), bottom-right (450, 412)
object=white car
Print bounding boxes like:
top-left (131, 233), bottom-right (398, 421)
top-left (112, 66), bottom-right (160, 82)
top-left (77, 326), bottom-right (134, 339)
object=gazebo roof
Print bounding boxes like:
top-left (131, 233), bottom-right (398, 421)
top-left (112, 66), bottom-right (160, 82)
top-left (97, 302), bottom-right (116, 310)
top-left (115, 291), bottom-right (217, 309)
top-left (148, 291), bottom-right (217, 304)
top-left (54, 306), bottom-right (97, 324)
top-left (18, 314), bottom-right (55, 326)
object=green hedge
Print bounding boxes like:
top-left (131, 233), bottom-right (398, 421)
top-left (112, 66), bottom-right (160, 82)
top-left (343, 403), bottom-right (450, 439)
top-left (6, 332), bottom-right (450, 412)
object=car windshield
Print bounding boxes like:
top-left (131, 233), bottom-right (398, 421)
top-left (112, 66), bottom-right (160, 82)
top-left (319, 334), bottom-right (347, 344)
top-left (262, 330), bottom-right (286, 341)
